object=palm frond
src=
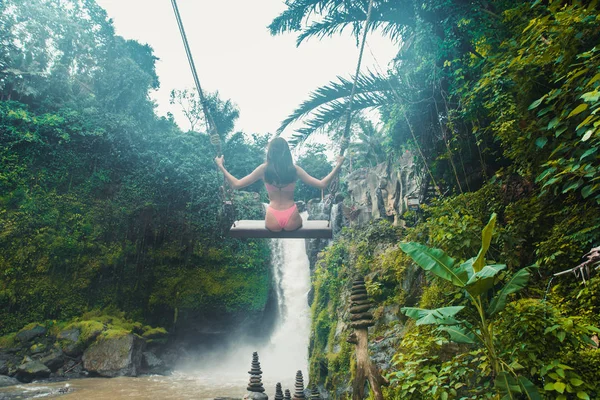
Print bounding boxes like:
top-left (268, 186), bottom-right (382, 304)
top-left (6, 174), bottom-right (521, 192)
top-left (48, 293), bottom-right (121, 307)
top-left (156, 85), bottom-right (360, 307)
top-left (288, 93), bottom-right (393, 146)
top-left (268, 0), bottom-right (337, 35)
top-left (277, 70), bottom-right (403, 136)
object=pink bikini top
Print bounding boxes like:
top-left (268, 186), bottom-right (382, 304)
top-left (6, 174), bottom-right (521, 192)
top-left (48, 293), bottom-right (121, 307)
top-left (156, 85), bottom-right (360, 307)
top-left (265, 181), bottom-right (296, 192)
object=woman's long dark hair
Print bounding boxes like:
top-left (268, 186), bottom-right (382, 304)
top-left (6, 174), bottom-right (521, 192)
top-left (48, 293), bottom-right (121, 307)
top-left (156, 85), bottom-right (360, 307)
top-left (264, 137), bottom-right (297, 186)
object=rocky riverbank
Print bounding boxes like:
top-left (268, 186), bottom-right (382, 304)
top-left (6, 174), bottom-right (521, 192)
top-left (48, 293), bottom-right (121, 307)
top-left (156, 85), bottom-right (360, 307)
top-left (0, 314), bottom-right (171, 389)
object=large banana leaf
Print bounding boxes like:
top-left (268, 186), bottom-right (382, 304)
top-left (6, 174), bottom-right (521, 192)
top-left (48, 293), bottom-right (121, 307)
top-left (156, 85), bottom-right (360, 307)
top-left (465, 264), bottom-right (506, 297)
top-left (495, 371), bottom-right (521, 399)
top-left (400, 242), bottom-right (467, 287)
top-left (473, 213), bottom-right (497, 273)
top-left (487, 266), bottom-right (537, 316)
top-left (518, 376), bottom-right (542, 400)
top-left (401, 306), bottom-right (464, 325)
top-left (437, 325), bottom-right (477, 344)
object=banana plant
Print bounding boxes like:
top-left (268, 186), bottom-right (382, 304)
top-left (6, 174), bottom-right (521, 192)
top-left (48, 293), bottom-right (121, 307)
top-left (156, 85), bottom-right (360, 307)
top-left (400, 213), bottom-right (541, 400)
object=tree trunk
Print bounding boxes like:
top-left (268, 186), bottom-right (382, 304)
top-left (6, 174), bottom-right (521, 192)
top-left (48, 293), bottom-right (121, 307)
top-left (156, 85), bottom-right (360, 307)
top-left (352, 329), bottom-right (384, 400)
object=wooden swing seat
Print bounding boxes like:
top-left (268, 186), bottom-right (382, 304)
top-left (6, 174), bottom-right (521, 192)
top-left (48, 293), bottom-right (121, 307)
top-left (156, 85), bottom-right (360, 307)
top-left (229, 220), bottom-right (332, 239)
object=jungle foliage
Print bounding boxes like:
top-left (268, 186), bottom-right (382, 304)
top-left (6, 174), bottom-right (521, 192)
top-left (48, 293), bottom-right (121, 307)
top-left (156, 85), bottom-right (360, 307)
top-left (271, 0), bottom-right (600, 398)
top-left (0, 0), bottom-right (275, 336)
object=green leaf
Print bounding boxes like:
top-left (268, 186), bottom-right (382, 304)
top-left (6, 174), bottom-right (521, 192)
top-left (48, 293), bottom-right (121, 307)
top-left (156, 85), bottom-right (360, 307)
top-left (473, 213), bottom-right (496, 273)
top-left (518, 376), bottom-right (541, 400)
top-left (568, 104), bottom-right (589, 118)
top-left (488, 266), bottom-right (537, 315)
top-left (581, 129), bottom-right (594, 142)
top-left (401, 306), bottom-right (464, 326)
top-left (535, 137), bottom-right (548, 148)
top-left (580, 147), bottom-right (598, 160)
top-left (528, 95), bottom-right (547, 110)
top-left (495, 371), bottom-right (521, 398)
top-left (466, 264), bottom-right (506, 297)
top-left (438, 325), bottom-right (476, 344)
top-left (554, 381), bottom-right (566, 394)
top-left (581, 90), bottom-right (599, 103)
top-left (587, 73), bottom-right (600, 87)
top-left (547, 117), bottom-right (560, 130)
top-left (535, 167), bottom-right (556, 183)
top-left (577, 391), bottom-right (590, 400)
top-left (581, 184), bottom-right (598, 199)
top-left (400, 242), bottom-right (467, 287)
top-left (562, 180), bottom-right (582, 194)
top-left (570, 378), bottom-right (583, 387)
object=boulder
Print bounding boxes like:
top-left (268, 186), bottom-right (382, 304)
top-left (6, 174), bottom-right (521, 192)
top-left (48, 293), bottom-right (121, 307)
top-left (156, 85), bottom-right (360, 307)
top-left (58, 328), bottom-right (83, 357)
top-left (141, 351), bottom-right (169, 375)
top-left (39, 348), bottom-right (64, 371)
top-left (16, 325), bottom-right (46, 344)
top-left (0, 375), bottom-right (19, 388)
top-left (15, 360), bottom-right (51, 382)
top-left (83, 334), bottom-right (144, 377)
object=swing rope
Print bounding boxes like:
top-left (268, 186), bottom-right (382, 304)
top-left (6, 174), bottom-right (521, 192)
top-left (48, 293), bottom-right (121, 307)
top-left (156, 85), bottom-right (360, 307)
top-left (171, 0), bottom-right (236, 225)
top-left (326, 0), bottom-right (375, 225)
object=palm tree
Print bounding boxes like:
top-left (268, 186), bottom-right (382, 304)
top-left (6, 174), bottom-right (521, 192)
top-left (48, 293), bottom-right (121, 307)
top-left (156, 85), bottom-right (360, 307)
top-left (268, 0), bottom-right (414, 45)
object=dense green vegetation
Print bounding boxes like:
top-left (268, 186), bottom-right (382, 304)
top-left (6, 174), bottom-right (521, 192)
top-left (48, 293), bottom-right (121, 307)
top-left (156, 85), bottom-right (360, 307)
top-left (0, 0), bottom-right (275, 336)
top-left (269, 0), bottom-right (600, 398)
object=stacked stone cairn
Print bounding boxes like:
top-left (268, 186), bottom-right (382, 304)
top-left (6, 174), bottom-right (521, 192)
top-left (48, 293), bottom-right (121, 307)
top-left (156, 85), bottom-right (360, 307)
top-left (274, 383), bottom-right (284, 400)
top-left (246, 352), bottom-right (268, 399)
top-left (310, 385), bottom-right (322, 400)
top-left (284, 389), bottom-right (292, 400)
top-left (348, 276), bottom-right (384, 400)
top-left (293, 370), bottom-right (306, 400)
top-left (350, 277), bottom-right (374, 329)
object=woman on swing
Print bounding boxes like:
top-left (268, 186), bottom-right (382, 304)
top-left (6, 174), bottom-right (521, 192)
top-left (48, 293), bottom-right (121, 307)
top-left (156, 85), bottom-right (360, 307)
top-left (215, 137), bottom-right (344, 232)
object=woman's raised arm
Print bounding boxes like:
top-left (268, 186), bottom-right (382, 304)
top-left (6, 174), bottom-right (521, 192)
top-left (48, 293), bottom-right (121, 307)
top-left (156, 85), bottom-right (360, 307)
top-left (296, 156), bottom-right (344, 190)
top-left (215, 156), bottom-right (266, 189)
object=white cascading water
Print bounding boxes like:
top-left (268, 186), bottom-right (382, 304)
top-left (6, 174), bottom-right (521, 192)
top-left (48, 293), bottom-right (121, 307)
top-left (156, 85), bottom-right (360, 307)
top-left (259, 212), bottom-right (312, 381)
top-left (172, 212), bottom-right (312, 394)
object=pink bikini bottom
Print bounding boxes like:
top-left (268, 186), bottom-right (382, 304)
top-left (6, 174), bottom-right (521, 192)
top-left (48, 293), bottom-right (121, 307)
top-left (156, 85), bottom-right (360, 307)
top-left (268, 204), bottom-right (298, 229)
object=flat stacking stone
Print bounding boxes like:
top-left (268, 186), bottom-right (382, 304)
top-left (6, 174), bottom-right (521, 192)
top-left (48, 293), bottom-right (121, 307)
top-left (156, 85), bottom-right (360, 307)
top-left (350, 320), bottom-right (375, 329)
top-left (293, 370), bottom-right (305, 399)
top-left (284, 389), bottom-right (292, 400)
top-left (350, 312), bottom-right (374, 321)
top-left (274, 382), bottom-right (284, 400)
top-left (350, 304), bottom-right (372, 313)
top-left (350, 294), bottom-right (368, 302)
top-left (247, 352), bottom-right (265, 393)
top-left (310, 385), bottom-right (322, 399)
top-left (350, 299), bottom-right (373, 307)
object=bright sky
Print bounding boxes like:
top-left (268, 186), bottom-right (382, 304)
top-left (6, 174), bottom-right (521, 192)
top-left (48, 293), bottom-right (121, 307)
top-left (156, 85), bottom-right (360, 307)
top-left (95, 0), bottom-right (398, 138)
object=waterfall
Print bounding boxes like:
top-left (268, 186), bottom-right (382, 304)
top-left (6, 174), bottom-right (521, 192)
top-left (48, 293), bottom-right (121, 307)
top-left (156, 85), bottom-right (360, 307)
top-left (177, 212), bottom-right (312, 391)
top-left (259, 212), bottom-right (311, 381)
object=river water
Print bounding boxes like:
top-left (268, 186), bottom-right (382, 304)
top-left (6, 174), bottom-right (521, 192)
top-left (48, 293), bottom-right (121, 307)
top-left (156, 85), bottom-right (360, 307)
top-left (0, 235), bottom-right (312, 399)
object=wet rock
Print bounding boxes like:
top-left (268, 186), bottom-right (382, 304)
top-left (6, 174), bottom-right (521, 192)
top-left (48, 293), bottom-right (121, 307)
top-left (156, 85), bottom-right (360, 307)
top-left (0, 352), bottom-right (18, 376)
top-left (30, 342), bottom-right (46, 354)
top-left (141, 351), bottom-right (169, 375)
top-left (244, 393), bottom-right (268, 400)
top-left (15, 360), bottom-right (51, 382)
top-left (58, 328), bottom-right (84, 357)
top-left (57, 359), bottom-right (86, 379)
top-left (57, 328), bottom-right (80, 343)
top-left (39, 348), bottom-right (64, 372)
top-left (82, 334), bottom-right (144, 377)
top-left (0, 375), bottom-right (19, 388)
top-left (15, 325), bottom-right (46, 344)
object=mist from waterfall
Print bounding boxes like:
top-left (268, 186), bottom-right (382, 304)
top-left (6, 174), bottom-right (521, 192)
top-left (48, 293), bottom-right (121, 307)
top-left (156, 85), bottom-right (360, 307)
top-left (175, 212), bottom-right (312, 392)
